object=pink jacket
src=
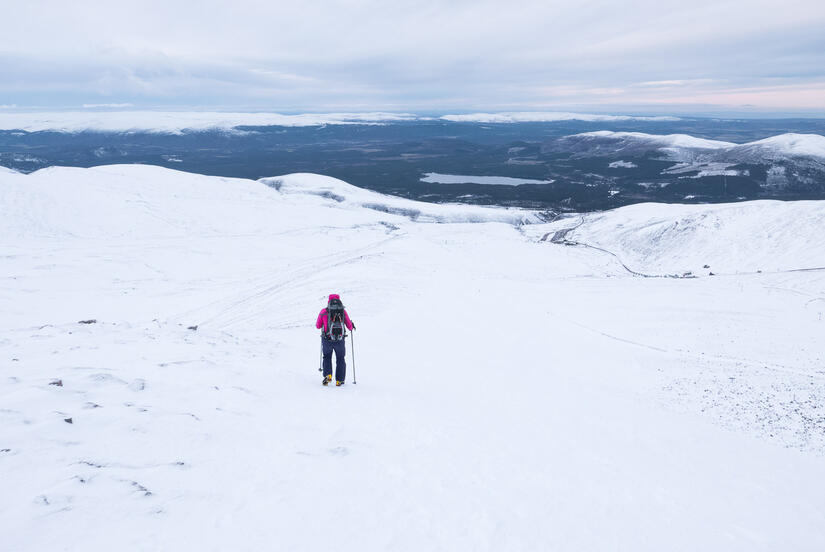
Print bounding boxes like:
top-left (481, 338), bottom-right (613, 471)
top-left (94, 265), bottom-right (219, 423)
top-left (316, 294), bottom-right (354, 333)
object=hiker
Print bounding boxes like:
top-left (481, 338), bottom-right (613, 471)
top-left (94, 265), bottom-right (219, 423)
top-left (316, 294), bottom-right (354, 386)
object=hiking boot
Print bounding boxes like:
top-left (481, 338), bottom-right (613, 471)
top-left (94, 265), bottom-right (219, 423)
top-left (322, 374), bottom-right (332, 386)
top-left (336, 380), bottom-right (344, 387)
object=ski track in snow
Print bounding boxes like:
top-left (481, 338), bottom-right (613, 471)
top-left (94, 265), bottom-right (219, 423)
top-left (2, 165), bottom-right (825, 551)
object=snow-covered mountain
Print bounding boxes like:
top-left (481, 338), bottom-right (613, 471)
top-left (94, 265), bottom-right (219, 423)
top-left (545, 131), bottom-right (825, 195)
top-left (532, 200), bottom-right (825, 274)
top-left (553, 130), bottom-right (825, 162)
top-left (2, 165), bottom-right (824, 551)
top-left (549, 131), bottom-right (734, 163)
top-left (725, 133), bottom-right (825, 162)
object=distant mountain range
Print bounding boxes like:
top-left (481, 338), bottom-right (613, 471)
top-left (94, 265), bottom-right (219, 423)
top-left (543, 131), bottom-right (825, 200)
top-left (0, 110), bottom-right (683, 133)
top-left (1, 116), bottom-right (824, 211)
top-left (550, 131), bottom-right (825, 162)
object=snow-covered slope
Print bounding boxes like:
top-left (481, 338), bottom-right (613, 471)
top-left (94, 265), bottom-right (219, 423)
top-left (0, 165), bottom-right (540, 240)
top-left (527, 200), bottom-right (825, 275)
top-left (558, 130), bottom-right (825, 161)
top-left (727, 133), bottom-right (825, 161)
top-left (551, 131), bottom-right (735, 162)
top-left (260, 173), bottom-right (543, 224)
top-left (572, 130), bottom-right (735, 150)
top-left (2, 165), bottom-right (824, 551)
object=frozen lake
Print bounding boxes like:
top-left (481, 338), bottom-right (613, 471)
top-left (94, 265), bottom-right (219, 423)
top-left (420, 172), bottom-right (554, 186)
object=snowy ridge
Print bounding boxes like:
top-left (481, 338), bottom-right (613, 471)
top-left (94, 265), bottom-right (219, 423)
top-left (570, 130), bottom-right (825, 159)
top-left (533, 200), bottom-right (825, 275)
top-left (259, 173), bottom-right (543, 224)
top-left (728, 133), bottom-right (825, 160)
top-left (1, 165), bottom-right (278, 239)
top-left (576, 130), bottom-right (734, 150)
top-left (0, 111), bottom-right (420, 134)
top-left (440, 112), bottom-right (680, 123)
top-left (0, 165), bottom-right (540, 240)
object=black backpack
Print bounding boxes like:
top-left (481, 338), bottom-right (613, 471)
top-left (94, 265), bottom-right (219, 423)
top-left (326, 298), bottom-right (346, 341)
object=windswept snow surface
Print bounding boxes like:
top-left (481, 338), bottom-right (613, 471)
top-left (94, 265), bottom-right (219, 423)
top-left (0, 111), bottom-right (419, 134)
top-left (2, 165), bottom-right (825, 551)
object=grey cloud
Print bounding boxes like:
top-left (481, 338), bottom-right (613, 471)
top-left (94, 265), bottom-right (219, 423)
top-left (1, 0), bottom-right (824, 112)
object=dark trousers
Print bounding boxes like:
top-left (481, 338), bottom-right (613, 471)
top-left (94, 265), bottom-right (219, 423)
top-left (322, 338), bottom-right (346, 382)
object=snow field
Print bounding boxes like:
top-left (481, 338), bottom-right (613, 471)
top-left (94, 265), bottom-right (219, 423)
top-left (2, 165), bottom-right (824, 551)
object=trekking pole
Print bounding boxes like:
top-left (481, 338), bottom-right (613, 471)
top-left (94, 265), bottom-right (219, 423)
top-left (350, 330), bottom-right (357, 384)
top-left (318, 337), bottom-right (323, 372)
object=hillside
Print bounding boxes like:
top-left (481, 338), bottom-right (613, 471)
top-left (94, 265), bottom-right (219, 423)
top-left (2, 165), bottom-right (824, 551)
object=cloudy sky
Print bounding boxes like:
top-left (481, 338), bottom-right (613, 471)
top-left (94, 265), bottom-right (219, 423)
top-left (2, 0), bottom-right (825, 115)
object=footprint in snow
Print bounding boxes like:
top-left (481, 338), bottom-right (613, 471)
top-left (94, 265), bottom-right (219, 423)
top-left (121, 480), bottom-right (153, 497)
top-left (89, 373), bottom-right (127, 385)
top-left (328, 446), bottom-right (350, 457)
